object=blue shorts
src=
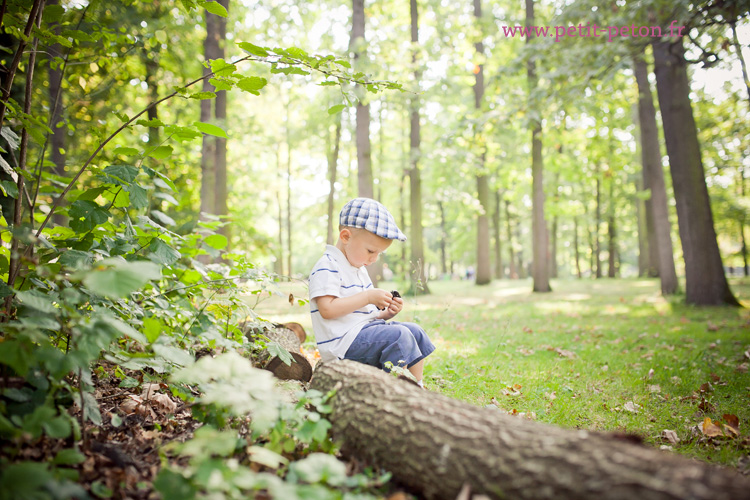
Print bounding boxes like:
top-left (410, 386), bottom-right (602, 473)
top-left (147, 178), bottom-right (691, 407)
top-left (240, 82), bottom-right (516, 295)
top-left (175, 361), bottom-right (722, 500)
top-left (344, 320), bottom-right (435, 371)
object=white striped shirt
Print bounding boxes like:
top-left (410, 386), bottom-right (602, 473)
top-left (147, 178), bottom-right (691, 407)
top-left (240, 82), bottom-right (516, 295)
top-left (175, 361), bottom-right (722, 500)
top-left (308, 245), bottom-right (378, 362)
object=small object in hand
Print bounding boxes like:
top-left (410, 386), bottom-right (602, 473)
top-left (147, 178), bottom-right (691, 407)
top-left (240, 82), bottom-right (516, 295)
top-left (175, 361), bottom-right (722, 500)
top-left (378, 290), bottom-right (401, 311)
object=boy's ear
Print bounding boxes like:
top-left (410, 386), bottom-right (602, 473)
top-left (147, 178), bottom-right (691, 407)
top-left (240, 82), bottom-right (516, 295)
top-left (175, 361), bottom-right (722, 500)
top-left (339, 227), bottom-right (352, 242)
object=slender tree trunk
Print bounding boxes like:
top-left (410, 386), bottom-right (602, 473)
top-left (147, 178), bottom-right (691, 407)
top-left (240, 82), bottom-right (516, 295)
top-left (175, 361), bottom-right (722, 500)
top-left (439, 200), bottom-right (447, 276)
top-left (652, 38), bottom-right (739, 306)
top-left (47, 0), bottom-right (66, 227)
top-left (634, 51), bottom-right (678, 294)
top-left (594, 166), bottom-right (602, 279)
top-left (326, 119), bottom-right (342, 246)
top-left (199, 9), bottom-right (218, 219)
top-left (515, 221), bottom-right (526, 279)
top-left (473, 0), bottom-right (491, 286)
top-left (550, 215), bottom-right (558, 279)
top-left (494, 190), bottom-right (503, 279)
top-left (635, 177), bottom-right (648, 277)
top-left (409, 0), bottom-right (429, 294)
top-left (311, 361), bottom-right (750, 500)
top-left (526, 0), bottom-right (550, 292)
top-left (730, 22), bottom-right (750, 114)
top-left (285, 101), bottom-right (293, 278)
top-left (275, 146), bottom-right (284, 277)
top-left (740, 167), bottom-right (749, 276)
top-left (573, 215), bottom-right (582, 278)
top-left (505, 200), bottom-right (517, 279)
top-left (214, 0), bottom-right (229, 242)
top-left (351, 0), bottom-right (373, 200)
top-left (607, 178), bottom-right (617, 278)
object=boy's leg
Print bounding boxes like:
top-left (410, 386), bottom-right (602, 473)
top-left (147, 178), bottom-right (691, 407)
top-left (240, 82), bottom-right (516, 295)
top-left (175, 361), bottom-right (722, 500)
top-left (408, 359), bottom-right (425, 381)
top-left (344, 320), bottom-right (427, 371)
top-left (387, 321), bottom-right (436, 369)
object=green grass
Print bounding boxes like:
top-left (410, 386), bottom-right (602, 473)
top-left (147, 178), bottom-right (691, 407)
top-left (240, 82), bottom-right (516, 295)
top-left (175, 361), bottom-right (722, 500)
top-left (252, 277), bottom-right (750, 468)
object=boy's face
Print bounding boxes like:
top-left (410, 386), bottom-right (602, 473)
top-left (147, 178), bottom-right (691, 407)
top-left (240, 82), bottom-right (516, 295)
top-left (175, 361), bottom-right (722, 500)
top-left (339, 227), bottom-right (393, 268)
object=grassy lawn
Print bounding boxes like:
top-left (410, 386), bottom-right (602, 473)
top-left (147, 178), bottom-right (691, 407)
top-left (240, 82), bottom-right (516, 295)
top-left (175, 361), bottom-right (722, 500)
top-left (252, 276), bottom-right (750, 469)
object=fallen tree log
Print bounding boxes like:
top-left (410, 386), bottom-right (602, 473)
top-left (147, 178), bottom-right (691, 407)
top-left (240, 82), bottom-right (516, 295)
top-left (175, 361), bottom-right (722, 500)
top-left (242, 323), bottom-right (312, 382)
top-left (310, 360), bottom-right (750, 500)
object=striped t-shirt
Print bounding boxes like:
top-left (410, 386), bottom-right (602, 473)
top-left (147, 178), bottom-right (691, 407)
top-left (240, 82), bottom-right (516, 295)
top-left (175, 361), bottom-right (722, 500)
top-left (308, 245), bottom-right (378, 362)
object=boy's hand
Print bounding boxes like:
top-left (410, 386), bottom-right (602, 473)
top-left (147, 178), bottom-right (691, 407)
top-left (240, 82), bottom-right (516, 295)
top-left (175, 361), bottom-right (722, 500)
top-left (367, 289), bottom-right (394, 310)
top-left (381, 295), bottom-right (403, 319)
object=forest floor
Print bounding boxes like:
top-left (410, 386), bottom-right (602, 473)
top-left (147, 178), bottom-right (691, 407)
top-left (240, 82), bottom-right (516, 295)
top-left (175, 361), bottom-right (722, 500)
top-left (255, 276), bottom-right (750, 471)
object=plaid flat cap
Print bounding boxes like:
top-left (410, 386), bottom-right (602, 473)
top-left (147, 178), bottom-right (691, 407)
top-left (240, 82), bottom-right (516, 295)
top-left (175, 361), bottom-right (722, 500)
top-left (339, 198), bottom-right (407, 241)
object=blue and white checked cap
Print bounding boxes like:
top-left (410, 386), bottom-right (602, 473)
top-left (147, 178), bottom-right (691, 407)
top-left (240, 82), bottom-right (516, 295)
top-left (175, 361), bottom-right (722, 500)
top-left (339, 198), bottom-right (406, 241)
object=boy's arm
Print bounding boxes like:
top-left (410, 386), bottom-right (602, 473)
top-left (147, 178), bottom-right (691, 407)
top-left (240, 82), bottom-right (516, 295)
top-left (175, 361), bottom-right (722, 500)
top-left (316, 289), bottom-right (394, 320)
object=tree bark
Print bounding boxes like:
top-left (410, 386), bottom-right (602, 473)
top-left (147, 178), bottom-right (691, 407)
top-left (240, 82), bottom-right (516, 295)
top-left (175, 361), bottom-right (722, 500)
top-left (526, 0), bottom-right (550, 292)
top-left (652, 38), bottom-right (739, 306)
top-left (573, 215), bottom-right (582, 278)
top-left (505, 199), bottom-right (517, 279)
top-left (213, 0), bottom-right (229, 243)
top-left (243, 323), bottom-right (311, 382)
top-left (199, 5), bottom-right (219, 220)
top-left (438, 200), bottom-right (447, 276)
top-left (311, 360), bottom-right (750, 500)
top-left (550, 215), bottom-right (558, 279)
top-left (351, 0), bottom-right (373, 200)
top-left (473, 0), bottom-right (491, 286)
top-left (408, 0), bottom-right (429, 295)
top-left (285, 99), bottom-right (293, 278)
top-left (635, 177), bottom-right (648, 277)
top-left (607, 178), bottom-right (617, 278)
top-left (594, 166), bottom-right (602, 279)
top-left (47, 0), bottom-right (66, 227)
top-left (493, 190), bottom-right (502, 279)
top-left (634, 51), bottom-right (678, 294)
top-left (326, 119), bottom-right (342, 246)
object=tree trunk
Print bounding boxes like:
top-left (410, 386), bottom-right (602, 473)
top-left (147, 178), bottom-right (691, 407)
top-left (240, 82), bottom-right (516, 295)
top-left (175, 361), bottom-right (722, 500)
top-left (549, 215), bottom-right (558, 279)
top-left (594, 167), bottom-right (602, 279)
top-left (473, 0), bottom-right (491, 286)
top-left (275, 146), bottom-right (284, 277)
top-left (326, 119), bottom-right (342, 246)
top-left (652, 38), bottom-right (739, 306)
top-left (634, 51), bottom-right (678, 294)
top-left (494, 190), bottom-right (503, 279)
top-left (635, 177), bottom-right (648, 277)
top-left (47, 0), bottom-right (66, 227)
top-left (526, 0), bottom-right (550, 293)
top-left (285, 100), bottom-right (293, 278)
top-left (243, 323), bottom-right (311, 382)
top-left (351, 0), bottom-right (373, 200)
top-left (438, 201), bottom-right (447, 276)
top-left (573, 215), bottom-right (582, 278)
top-left (607, 178), bottom-right (617, 278)
top-left (311, 360), bottom-right (750, 500)
top-left (740, 167), bottom-right (749, 276)
top-left (408, 0), bottom-right (429, 295)
top-left (213, 0), bottom-right (229, 242)
top-left (199, 5), bottom-right (219, 220)
top-left (505, 199), bottom-right (517, 279)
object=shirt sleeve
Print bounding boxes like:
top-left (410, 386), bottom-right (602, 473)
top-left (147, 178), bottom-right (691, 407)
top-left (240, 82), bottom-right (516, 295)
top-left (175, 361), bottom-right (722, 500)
top-left (309, 256), bottom-right (342, 299)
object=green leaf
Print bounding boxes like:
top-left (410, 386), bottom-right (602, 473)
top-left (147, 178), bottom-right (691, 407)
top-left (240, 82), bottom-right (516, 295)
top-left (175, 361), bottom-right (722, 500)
top-left (59, 249), bottom-right (93, 270)
top-left (43, 4), bottom-right (65, 23)
top-left (194, 121), bottom-right (227, 138)
top-left (147, 145), bottom-right (173, 159)
top-left (238, 42), bottom-right (269, 57)
top-left (91, 480), bottom-right (113, 498)
top-left (112, 146), bottom-right (140, 156)
top-left (203, 0), bottom-right (228, 17)
top-left (43, 416), bottom-right (72, 439)
top-left (318, 81), bottom-right (338, 87)
top-left (288, 453), bottom-right (347, 486)
top-left (236, 76), bottom-right (267, 95)
top-left (0, 180), bottom-right (18, 198)
top-left (204, 234), bottom-right (228, 250)
top-left (15, 290), bottom-right (56, 313)
top-left (151, 210), bottom-right (176, 227)
top-left (126, 184), bottom-right (148, 210)
top-left (143, 317), bottom-right (163, 343)
top-left (188, 91), bottom-right (217, 100)
top-left (266, 341), bottom-right (293, 366)
top-left (152, 344), bottom-right (195, 368)
top-left (68, 200), bottom-right (110, 233)
top-left (327, 104), bottom-right (346, 115)
top-left (83, 260), bottom-right (162, 298)
top-left (76, 186), bottom-right (107, 201)
top-left (111, 414), bottom-right (123, 427)
top-left (153, 468), bottom-right (199, 500)
top-left (210, 58), bottom-right (236, 76)
top-left (149, 238), bottom-right (181, 266)
top-left (53, 448), bottom-right (86, 465)
top-left (136, 118), bottom-right (164, 128)
top-left (334, 60), bottom-right (351, 68)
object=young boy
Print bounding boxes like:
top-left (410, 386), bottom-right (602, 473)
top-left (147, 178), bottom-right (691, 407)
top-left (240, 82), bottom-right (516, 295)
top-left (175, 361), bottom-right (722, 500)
top-left (308, 198), bottom-right (435, 387)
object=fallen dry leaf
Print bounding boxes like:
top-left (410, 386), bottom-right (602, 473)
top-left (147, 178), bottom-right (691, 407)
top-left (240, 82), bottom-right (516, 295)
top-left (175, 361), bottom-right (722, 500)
top-left (707, 321), bottom-right (720, 332)
top-left (723, 414), bottom-right (740, 437)
top-left (151, 393), bottom-right (177, 414)
top-left (701, 417), bottom-right (725, 437)
top-left (698, 398), bottom-right (716, 413)
top-left (624, 401), bottom-right (641, 413)
top-left (699, 382), bottom-right (713, 393)
top-left (553, 347), bottom-right (576, 359)
top-left (661, 429), bottom-right (680, 444)
top-left (709, 373), bottom-right (721, 382)
top-left (647, 368), bottom-right (655, 379)
top-left (648, 385), bottom-right (661, 393)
